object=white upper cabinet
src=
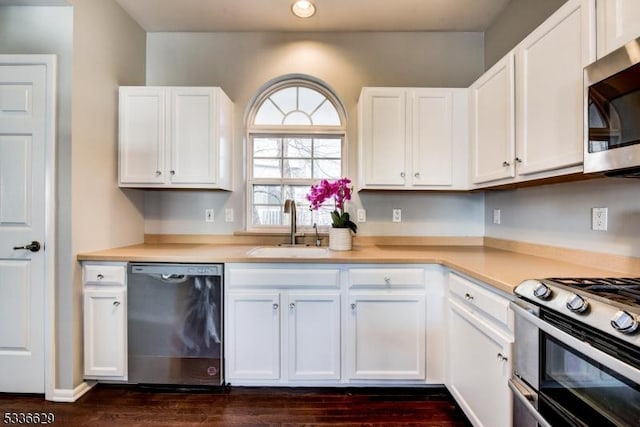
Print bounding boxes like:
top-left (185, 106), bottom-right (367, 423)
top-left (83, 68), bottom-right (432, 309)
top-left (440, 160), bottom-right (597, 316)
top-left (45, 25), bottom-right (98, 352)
top-left (119, 86), bottom-right (233, 190)
top-left (470, 0), bottom-right (595, 187)
top-left (470, 52), bottom-right (516, 184)
top-left (596, 0), bottom-right (640, 58)
top-left (359, 87), bottom-right (468, 190)
top-left (515, 0), bottom-right (595, 176)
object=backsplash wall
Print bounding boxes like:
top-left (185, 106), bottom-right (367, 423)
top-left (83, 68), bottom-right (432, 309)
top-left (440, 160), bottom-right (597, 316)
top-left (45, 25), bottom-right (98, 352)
top-left (484, 178), bottom-right (640, 257)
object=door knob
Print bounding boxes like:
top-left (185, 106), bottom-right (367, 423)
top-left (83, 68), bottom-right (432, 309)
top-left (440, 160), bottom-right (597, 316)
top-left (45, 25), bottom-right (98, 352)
top-left (13, 241), bottom-right (41, 252)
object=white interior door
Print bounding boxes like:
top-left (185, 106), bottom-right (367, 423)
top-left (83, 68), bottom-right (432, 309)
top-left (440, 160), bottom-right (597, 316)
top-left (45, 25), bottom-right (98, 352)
top-left (0, 61), bottom-right (48, 393)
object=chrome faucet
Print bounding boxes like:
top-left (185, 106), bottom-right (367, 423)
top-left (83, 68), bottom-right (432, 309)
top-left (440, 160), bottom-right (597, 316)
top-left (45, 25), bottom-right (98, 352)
top-left (283, 199), bottom-right (297, 245)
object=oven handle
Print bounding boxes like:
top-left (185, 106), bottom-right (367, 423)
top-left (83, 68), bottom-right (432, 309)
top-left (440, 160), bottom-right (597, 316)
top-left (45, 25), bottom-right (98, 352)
top-left (508, 378), bottom-right (552, 427)
top-left (510, 301), bottom-right (640, 384)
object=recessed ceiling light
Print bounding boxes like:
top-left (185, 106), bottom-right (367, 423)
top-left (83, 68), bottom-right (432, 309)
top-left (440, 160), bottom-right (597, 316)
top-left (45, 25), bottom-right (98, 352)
top-left (291, 0), bottom-right (316, 18)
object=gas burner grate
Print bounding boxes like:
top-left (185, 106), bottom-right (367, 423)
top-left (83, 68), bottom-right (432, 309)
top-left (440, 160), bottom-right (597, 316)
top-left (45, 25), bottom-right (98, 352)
top-left (544, 277), bottom-right (640, 307)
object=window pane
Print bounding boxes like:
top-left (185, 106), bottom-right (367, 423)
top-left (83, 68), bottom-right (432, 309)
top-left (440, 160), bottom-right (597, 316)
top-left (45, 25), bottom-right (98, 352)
top-left (253, 138), bottom-right (281, 157)
top-left (270, 87), bottom-right (297, 114)
top-left (254, 159), bottom-right (281, 178)
top-left (312, 100), bottom-right (341, 125)
top-left (314, 159), bottom-right (341, 179)
top-left (314, 139), bottom-right (341, 158)
top-left (283, 158), bottom-right (311, 178)
top-left (283, 111), bottom-right (312, 125)
top-left (298, 87), bottom-right (325, 114)
top-left (252, 205), bottom-right (283, 226)
top-left (284, 138), bottom-right (312, 158)
top-left (253, 185), bottom-right (282, 205)
top-left (254, 99), bottom-right (284, 125)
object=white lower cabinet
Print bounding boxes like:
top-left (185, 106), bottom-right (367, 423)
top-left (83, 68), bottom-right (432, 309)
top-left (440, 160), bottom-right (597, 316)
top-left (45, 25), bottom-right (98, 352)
top-left (226, 292), bottom-right (281, 380)
top-left (447, 272), bottom-right (514, 427)
top-left (225, 263), bottom-right (443, 386)
top-left (225, 264), bottom-right (342, 384)
top-left (347, 292), bottom-right (426, 380)
top-left (286, 293), bottom-right (341, 380)
top-left (82, 262), bottom-right (128, 381)
top-left (346, 266), bottom-right (428, 382)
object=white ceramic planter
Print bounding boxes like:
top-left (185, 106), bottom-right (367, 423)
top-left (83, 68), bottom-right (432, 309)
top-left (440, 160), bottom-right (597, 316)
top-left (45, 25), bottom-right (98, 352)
top-left (329, 228), bottom-right (352, 251)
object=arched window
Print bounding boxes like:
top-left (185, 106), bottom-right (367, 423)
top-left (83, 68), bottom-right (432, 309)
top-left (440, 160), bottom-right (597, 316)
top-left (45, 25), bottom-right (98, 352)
top-left (247, 77), bottom-right (346, 230)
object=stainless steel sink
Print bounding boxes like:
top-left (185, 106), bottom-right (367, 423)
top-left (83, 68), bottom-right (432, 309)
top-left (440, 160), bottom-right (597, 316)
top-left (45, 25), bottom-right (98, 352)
top-left (247, 246), bottom-right (330, 258)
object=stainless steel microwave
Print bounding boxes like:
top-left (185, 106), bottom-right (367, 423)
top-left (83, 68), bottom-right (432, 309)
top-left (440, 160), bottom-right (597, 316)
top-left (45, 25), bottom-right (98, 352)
top-left (584, 36), bottom-right (640, 177)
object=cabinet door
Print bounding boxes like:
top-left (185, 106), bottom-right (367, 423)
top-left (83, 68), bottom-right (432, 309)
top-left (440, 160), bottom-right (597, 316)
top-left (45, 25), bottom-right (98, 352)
top-left (226, 292), bottom-right (281, 380)
top-left (469, 53), bottom-right (516, 184)
top-left (448, 299), bottom-right (512, 427)
top-left (516, 0), bottom-right (595, 175)
top-left (597, 0), bottom-right (640, 58)
top-left (286, 293), bottom-right (341, 380)
top-left (412, 89), bottom-right (453, 186)
top-left (347, 293), bottom-right (426, 380)
top-left (118, 87), bottom-right (166, 185)
top-left (359, 88), bottom-right (408, 187)
top-left (83, 287), bottom-right (127, 379)
top-left (170, 88), bottom-right (218, 185)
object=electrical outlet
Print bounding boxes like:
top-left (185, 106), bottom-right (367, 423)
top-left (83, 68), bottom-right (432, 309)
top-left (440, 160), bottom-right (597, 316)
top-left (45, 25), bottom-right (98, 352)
top-left (225, 208), bottom-right (234, 223)
top-left (592, 207), bottom-right (608, 231)
top-left (205, 209), bottom-right (214, 222)
top-left (392, 208), bottom-right (402, 223)
top-left (357, 209), bottom-right (367, 223)
top-left (493, 209), bottom-right (501, 225)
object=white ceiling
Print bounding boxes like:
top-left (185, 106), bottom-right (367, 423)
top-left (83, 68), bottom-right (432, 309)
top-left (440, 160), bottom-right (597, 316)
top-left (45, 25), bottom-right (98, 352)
top-left (112, 0), bottom-right (513, 32)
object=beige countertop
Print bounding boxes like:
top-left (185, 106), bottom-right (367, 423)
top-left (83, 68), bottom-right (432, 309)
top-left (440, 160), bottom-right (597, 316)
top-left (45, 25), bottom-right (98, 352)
top-left (77, 243), bottom-right (633, 295)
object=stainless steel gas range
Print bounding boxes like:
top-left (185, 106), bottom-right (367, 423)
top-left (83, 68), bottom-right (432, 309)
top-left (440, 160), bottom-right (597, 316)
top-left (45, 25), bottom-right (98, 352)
top-left (510, 277), bottom-right (640, 427)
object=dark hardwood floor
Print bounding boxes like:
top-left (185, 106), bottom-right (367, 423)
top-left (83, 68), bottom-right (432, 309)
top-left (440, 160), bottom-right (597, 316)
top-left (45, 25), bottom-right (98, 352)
top-left (0, 385), bottom-right (471, 426)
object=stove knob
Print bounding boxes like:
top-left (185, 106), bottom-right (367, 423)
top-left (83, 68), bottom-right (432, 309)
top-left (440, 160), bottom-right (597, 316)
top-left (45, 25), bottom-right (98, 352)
top-left (611, 311), bottom-right (639, 335)
top-left (566, 294), bottom-right (588, 314)
top-left (533, 283), bottom-right (552, 300)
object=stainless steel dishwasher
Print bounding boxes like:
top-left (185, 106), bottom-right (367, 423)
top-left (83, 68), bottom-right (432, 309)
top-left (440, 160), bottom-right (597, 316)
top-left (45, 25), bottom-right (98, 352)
top-left (127, 263), bottom-right (223, 386)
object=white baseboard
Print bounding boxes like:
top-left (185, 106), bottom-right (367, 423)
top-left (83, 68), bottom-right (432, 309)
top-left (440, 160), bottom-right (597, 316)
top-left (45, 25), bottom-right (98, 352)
top-left (50, 381), bottom-right (97, 402)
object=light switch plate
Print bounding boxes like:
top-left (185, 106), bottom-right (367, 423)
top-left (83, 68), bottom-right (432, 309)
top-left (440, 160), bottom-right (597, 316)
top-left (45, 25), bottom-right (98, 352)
top-left (205, 209), bottom-right (215, 222)
top-left (591, 207), bottom-right (607, 231)
top-left (357, 209), bottom-right (366, 223)
top-left (225, 208), bottom-right (234, 223)
top-left (392, 208), bottom-right (401, 223)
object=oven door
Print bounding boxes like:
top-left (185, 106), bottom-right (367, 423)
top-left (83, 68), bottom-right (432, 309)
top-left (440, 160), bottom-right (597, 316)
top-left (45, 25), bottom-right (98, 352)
top-left (511, 301), bottom-right (640, 426)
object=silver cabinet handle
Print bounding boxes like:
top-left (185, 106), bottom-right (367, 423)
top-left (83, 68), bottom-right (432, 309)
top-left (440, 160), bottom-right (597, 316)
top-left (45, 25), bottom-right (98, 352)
top-left (97, 274), bottom-right (104, 280)
top-left (350, 303), bottom-right (356, 310)
top-left (289, 302), bottom-right (295, 310)
top-left (414, 172), bottom-right (420, 178)
top-left (515, 157), bottom-right (522, 163)
top-left (155, 170), bottom-right (162, 176)
top-left (113, 301), bottom-right (120, 307)
top-left (502, 161), bottom-right (510, 167)
top-left (400, 172), bottom-right (406, 178)
top-left (272, 303), bottom-right (279, 310)
top-left (497, 352), bottom-right (508, 362)
top-left (170, 170), bottom-right (175, 176)
top-left (464, 293), bottom-right (474, 301)
top-left (384, 276), bottom-right (391, 285)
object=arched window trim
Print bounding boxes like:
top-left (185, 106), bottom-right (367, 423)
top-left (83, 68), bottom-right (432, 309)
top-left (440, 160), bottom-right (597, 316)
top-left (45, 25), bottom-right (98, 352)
top-left (245, 75), bottom-right (348, 232)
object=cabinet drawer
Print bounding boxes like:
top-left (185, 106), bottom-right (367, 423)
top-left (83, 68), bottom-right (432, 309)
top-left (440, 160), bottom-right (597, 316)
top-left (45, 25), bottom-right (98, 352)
top-left (83, 264), bottom-right (126, 286)
top-left (348, 268), bottom-right (424, 288)
top-left (449, 273), bottom-right (511, 329)
top-left (228, 267), bottom-right (340, 288)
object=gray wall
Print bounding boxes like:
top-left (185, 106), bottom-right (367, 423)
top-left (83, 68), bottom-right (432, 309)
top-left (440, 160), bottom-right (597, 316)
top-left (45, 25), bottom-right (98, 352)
top-left (145, 32), bottom-right (486, 237)
top-left (484, 0), bottom-right (567, 69)
top-left (68, 0), bottom-right (146, 388)
top-left (485, 178), bottom-right (640, 257)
